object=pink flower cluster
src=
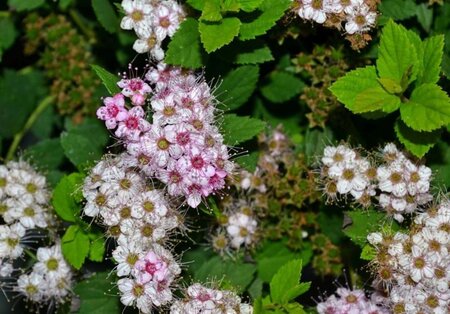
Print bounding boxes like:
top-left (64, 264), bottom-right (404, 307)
top-left (97, 63), bottom-right (234, 208)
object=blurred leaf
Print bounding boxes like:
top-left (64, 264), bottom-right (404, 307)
top-left (216, 65), bottom-right (259, 110)
top-left (8, 0), bottom-right (45, 11)
top-left (239, 0), bottom-right (263, 12)
top-left (23, 139), bottom-right (65, 171)
top-left (74, 272), bottom-right (119, 314)
top-left (222, 114), bottom-right (266, 145)
top-left (261, 71), bottom-right (304, 103)
top-left (200, 0), bottom-right (222, 21)
top-left (166, 18), bottom-right (203, 69)
top-left (0, 69), bottom-right (46, 138)
top-left (30, 106), bottom-right (56, 139)
top-left (416, 3), bottom-right (433, 33)
top-left (378, 0), bottom-right (417, 20)
top-left (235, 150), bottom-right (259, 172)
top-left (0, 16), bottom-right (17, 61)
top-left (300, 127), bottom-right (334, 166)
top-left (199, 18), bottom-right (241, 53)
top-left (92, 0), bottom-right (119, 33)
top-left (394, 119), bottom-right (440, 158)
top-left (62, 225), bottom-right (90, 269)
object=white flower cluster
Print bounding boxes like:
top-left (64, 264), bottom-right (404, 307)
top-left (320, 143), bottom-right (433, 222)
top-left (15, 244), bottom-right (73, 304)
top-left (83, 154), bottom-right (182, 313)
top-left (170, 283), bottom-right (253, 314)
top-left (368, 202), bottom-right (450, 313)
top-left (296, 0), bottom-right (377, 34)
top-left (317, 287), bottom-right (389, 314)
top-left (0, 160), bottom-right (53, 279)
top-left (120, 0), bottom-right (185, 59)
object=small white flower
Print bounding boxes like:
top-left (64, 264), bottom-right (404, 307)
top-left (344, 3), bottom-right (377, 34)
top-left (16, 272), bottom-right (46, 302)
top-left (120, 0), bottom-right (153, 32)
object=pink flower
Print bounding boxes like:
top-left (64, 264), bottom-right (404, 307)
top-left (115, 106), bottom-right (151, 141)
top-left (133, 251), bottom-right (169, 284)
top-left (96, 94), bottom-right (128, 129)
top-left (118, 78), bottom-right (152, 106)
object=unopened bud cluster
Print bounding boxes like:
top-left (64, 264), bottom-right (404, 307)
top-left (320, 143), bottom-right (432, 222)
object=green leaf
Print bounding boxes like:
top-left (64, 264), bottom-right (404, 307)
top-left (343, 209), bottom-right (387, 247)
top-left (270, 259), bottom-right (310, 304)
top-left (62, 225), bottom-right (90, 269)
top-left (186, 0), bottom-right (203, 10)
top-left (300, 127), bottom-right (334, 165)
top-left (0, 16), bottom-right (17, 61)
top-left (235, 44), bottom-right (273, 64)
top-left (377, 20), bottom-right (418, 85)
top-left (216, 65), bottom-right (259, 110)
top-left (239, 0), bottom-right (291, 40)
top-left (416, 3), bottom-right (433, 33)
top-left (418, 35), bottom-right (444, 85)
top-left (261, 72), bottom-right (304, 103)
top-left (52, 173), bottom-right (84, 222)
top-left (360, 244), bottom-right (376, 261)
top-left (200, 0), bottom-right (222, 21)
top-left (194, 256), bottom-right (256, 293)
top-left (406, 30), bottom-right (424, 85)
top-left (221, 114), bottom-right (266, 145)
top-left (0, 69), bottom-right (46, 138)
top-left (89, 236), bottom-right (105, 262)
top-left (92, 0), bottom-right (119, 33)
top-left (395, 119), bottom-right (441, 158)
top-left (235, 150), bottom-right (259, 172)
top-left (91, 65), bottom-right (120, 95)
top-left (330, 66), bottom-right (395, 113)
top-left (74, 272), bottom-right (119, 314)
top-left (166, 18), bottom-right (203, 69)
top-left (377, 78), bottom-right (403, 94)
top-left (400, 84), bottom-right (450, 132)
top-left (8, 0), bottom-right (45, 11)
top-left (239, 0), bottom-right (263, 12)
top-left (199, 18), bottom-right (241, 53)
top-left (256, 242), bottom-right (300, 283)
top-left (378, 0), bottom-right (417, 21)
top-left (23, 139), bottom-right (65, 171)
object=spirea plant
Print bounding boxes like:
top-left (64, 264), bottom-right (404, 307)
top-left (1, 0), bottom-right (450, 313)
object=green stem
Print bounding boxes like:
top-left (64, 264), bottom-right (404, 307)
top-left (24, 248), bottom-right (37, 261)
top-left (69, 9), bottom-right (96, 44)
top-left (5, 96), bottom-right (54, 161)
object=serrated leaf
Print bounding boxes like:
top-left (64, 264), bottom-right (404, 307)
top-left (89, 236), bottom-right (105, 262)
top-left (216, 65), bottom-right (259, 110)
top-left (406, 30), bottom-right (424, 85)
top-left (186, 0), bottom-right (203, 10)
top-left (62, 225), bottom-right (90, 269)
top-left (91, 65), bottom-right (120, 95)
top-left (418, 35), bottom-right (444, 85)
top-left (200, 0), bottom-right (222, 21)
top-left (400, 84), bottom-right (450, 132)
top-left (330, 66), bottom-right (386, 113)
top-left (52, 173), bottom-right (84, 222)
top-left (74, 272), bottom-right (119, 314)
top-left (8, 0), bottom-right (45, 11)
top-left (377, 78), bottom-right (403, 94)
top-left (261, 71), bottom-right (304, 103)
top-left (353, 86), bottom-right (401, 114)
top-left (395, 119), bottom-right (440, 158)
top-left (270, 259), bottom-right (309, 304)
top-left (361, 244), bottom-right (376, 261)
top-left (256, 242), bottom-right (299, 283)
top-left (221, 114), bottom-right (266, 145)
top-left (23, 138), bottom-right (65, 171)
top-left (377, 20), bottom-right (418, 85)
top-left (378, 0), bottom-right (417, 20)
top-left (235, 44), bottom-right (273, 64)
top-left (239, 0), bottom-right (263, 12)
top-left (92, 0), bottom-right (119, 33)
top-left (235, 150), bottom-right (259, 172)
top-left (199, 18), bottom-right (241, 53)
top-left (239, 0), bottom-right (291, 40)
top-left (166, 18), bottom-right (203, 69)
top-left (343, 209), bottom-right (386, 247)
top-left (416, 3), bottom-right (433, 33)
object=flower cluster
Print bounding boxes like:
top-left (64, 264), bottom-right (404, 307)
top-left (320, 143), bottom-right (433, 222)
top-left (368, 201), bottom-right (450, 313)
top-left (15, 244), bottom-right (73, 304)
top-left (96, 63), bottom-right (234, 208)
top-left (0, 160), bottom-right (53, 273)
top-left (296, 0), bottom-right (377, 34)
top-left (120, 0), bottom-right (185, 59)
top-left (170, 283), bottom-right (253, 314)
top-left (83, 154), bottom-right (181, 313)
top-left (316, 287), bottom-right (389, 314)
